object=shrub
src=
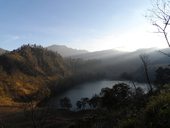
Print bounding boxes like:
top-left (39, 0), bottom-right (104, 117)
top-left (144, 92), bottom-right (170, 128)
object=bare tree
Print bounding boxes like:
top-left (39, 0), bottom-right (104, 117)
top-left (147, 0), bottom-right (170, 47)
top-left (23, 98), bottom-right (50, 128)
top-left (23, 99), bottom-right (37, 128)
top-left (140, 55), bottom-right (153, 93)
top-left (23, 88), bottom-right (50, 128)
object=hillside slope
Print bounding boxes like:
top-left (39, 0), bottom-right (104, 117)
top-left (0, 45), bottom-right (71, 105)
top-left (47, 45), bottom-right (88, 57)
top-left (68, 48), bottom-right (170, 82)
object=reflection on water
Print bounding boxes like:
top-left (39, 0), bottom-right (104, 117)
top-left (48, 80), bottom-right (149, 109)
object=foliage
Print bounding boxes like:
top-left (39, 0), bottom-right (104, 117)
top-left (88, 95), bottom-right (100, 109)
top-left (59, 97), bottom-right (72, 110)
top-left (143, 91), bottom-right (170, 128)
top-left (72, 83), bottom-right (148, 128)
top-left (155, 67), bottom-right (170, 85)
top-left (100, 83), bottom-right (132, 110)
top-left (119, 118), bottom-right (137, 128)
top-left (0, 44), bottom-right (71, 104)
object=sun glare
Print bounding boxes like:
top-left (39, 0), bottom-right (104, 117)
top-left (76, 23), bottom-right (168, 52)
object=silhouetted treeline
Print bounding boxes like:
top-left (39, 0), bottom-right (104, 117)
top-left (155, 67), bottom-right (170, 85)
top-left (73, 83), bottom-right (146, 111)
top-left (68, 82), bottom-right (170, 128)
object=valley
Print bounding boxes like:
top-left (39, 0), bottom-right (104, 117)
top-left (0, 44), bottom-right (169, 105)
top-left (0, 44), bottom-right (170, 128)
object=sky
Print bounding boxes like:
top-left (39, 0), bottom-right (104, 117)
top-left (0, 0), bottom-right (168, 51)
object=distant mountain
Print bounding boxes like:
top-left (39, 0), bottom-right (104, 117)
top-left (0, 45), bottom-right (71, 105)
top-left (72, 48), bottom-right (158, 60)
top-left (0, 48), bottom-right (7, 55)
top-left (46, 45), bottom-right (88, 57)
top-left (72, 49), bottom-right (126, 60)
top-left (68, 47), bottom-right (170, 82)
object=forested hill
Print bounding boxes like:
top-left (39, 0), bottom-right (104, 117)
top-left (47, 45), bottom-right (88, 57)
top-left (0, 45), bottom-right (71, 105)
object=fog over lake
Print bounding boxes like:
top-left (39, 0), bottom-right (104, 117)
top-left (48, 80), bottom-right (149, 109)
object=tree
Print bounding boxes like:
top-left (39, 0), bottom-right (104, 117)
top-left (147, 0), bottom-right (170, 47)
top-left (89, 95), bottom-right (99, 109)
top-left (120, 72), bottom-right (137, 94)
top-left (100, 83), bottom-right (132, 110)
top-left (23, 96), bottom-right (50, 128)
top-left (59, 97), bottom-right (72, 110)
top-left (140, 55), bottom-right (153, 93)
top-left (9, 86), bottom-right (51, 128)
top-left (76, 100), bottom-right (82, 110)
top-left (100, 87), bottom-right (114, 110)
top-left (155, 67), bottom-right (170, 85)
top-left (80, 98), bottom-right (89, 110)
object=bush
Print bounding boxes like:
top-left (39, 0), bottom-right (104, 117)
top-left (144, 92), bottom-right (170, 128)
top-left (119, 118), bottom-right (136, 128)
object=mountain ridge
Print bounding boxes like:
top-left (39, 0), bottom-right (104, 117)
top-left (46, 44), bottom-right (88, 57)
top-left (0, 48), bottom-right (7, 55)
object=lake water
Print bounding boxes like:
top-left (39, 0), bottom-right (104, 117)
top-left (48, 80), bottom-right (149, 109)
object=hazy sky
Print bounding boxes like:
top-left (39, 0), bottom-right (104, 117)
top-left (0, 0), bottom-right (168, 51)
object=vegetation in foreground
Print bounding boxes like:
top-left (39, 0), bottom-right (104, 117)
top-left (0, 80), bottom-right (170, 128)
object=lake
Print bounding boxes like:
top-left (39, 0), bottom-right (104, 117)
top-left (48, 80), bottom-right (149, 109)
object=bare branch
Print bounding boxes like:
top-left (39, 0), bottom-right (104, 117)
top-left (163, 15), bottom-right (170, 30)
top-left (147, 0), bottom-right (170, 47)
top-left (157, 3), bottom-right (169, 17)
top-left (159, 50), bottom-right (170, 57)
top-left (153, 23), bottom-right (164, 31)
top-left (140, 54), bottom-right (153, 93)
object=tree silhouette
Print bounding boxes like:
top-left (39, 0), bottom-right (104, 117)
top-left (76, 100), bottom-right (82, 110)
top-left (100, 83), bottom-right (132, 110)
top-left (89, 95), bottom-right (99, 109)
top-left (147, 0), bottom-right (170, 47)
top-left (155, 67), bottom-right (170, 85)
top-left (59, 97), bottom-right (72, 110)
top-left (140, 55), bottom-right (153, 93)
